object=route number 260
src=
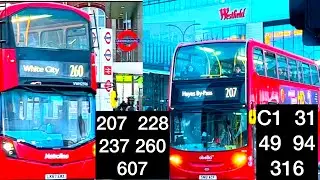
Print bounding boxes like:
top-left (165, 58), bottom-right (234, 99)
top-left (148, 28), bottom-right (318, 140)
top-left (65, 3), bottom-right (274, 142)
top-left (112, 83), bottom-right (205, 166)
top-left (70, 65), bottom-right (84, 77)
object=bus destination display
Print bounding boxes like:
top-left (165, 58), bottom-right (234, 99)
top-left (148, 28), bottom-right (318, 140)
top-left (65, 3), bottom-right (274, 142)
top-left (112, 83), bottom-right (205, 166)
top-left (95, 111), bottom-right (170, 179)
top-left (256, 104), bottom-right (318, 180)
top-left (19, 60), bottom-right (89, 79)
top-left (172, 82), bottom-right (244, 104)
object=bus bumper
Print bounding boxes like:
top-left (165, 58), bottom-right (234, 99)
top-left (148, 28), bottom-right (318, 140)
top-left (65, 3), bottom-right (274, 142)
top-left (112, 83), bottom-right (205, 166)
top-left (0, 157), bottom-right (95, 179)
top-left (170, 165), bottom-right (255, 180)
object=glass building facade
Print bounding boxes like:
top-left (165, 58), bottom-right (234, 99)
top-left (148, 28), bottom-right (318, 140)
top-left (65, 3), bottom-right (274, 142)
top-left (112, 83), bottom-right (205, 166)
top-left (263, 20), bottom-right (320, 60)
top-left (143, 0), bottom-right (249, 109)
top-left (143, 0), bottom-right (320, 109)
top-left (143, 0), bottom-right (245, 14)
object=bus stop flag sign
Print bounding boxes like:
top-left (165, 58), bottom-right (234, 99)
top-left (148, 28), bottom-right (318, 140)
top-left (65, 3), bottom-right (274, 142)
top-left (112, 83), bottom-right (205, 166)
top-left (116, 30), bottom-right (140, 52)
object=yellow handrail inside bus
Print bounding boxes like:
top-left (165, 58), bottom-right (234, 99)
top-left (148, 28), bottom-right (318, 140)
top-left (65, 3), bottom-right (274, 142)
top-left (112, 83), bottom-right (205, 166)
top-left (204, 51), bottom-right (222, 77)
top-left (213, 52), bottom-right (222, 76)
top-left (16, 17), bottom-right (20, 43)
top-left (25, 17), bottom-right (31, 46)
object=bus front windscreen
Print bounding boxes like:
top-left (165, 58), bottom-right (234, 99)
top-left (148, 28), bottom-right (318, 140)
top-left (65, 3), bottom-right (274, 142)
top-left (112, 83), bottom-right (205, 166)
top-left (171, 108), bottom-right (247, 151)
top-left (173, 42), bottom-right (246, 80)
top-left (0, 89), bottom-right (95, 149)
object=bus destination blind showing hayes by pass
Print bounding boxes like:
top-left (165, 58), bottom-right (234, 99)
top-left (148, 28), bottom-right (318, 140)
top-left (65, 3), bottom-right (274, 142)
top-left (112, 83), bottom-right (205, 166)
top-left (172, 82), bottom-right (244, 104)
top-left (256, 104), bottom-right (318, 180)
top-left (95, 111), bottom-right (170, 179)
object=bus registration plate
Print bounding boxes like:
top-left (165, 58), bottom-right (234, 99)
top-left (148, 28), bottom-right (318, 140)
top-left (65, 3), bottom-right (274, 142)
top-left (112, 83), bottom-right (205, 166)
top-left (45, 174), bottom-right (67, 179)
top-left (199, 175), bottom-right (217, 179)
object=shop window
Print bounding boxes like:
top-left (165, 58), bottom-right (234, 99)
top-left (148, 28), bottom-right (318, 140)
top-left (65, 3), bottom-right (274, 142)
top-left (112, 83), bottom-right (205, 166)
top-left (288, 59), bottom-right (298, 82)
top-left (253, 48), bottom-right (265, 76)
top-left (265, 51), bottom-right (277, 78)
top-left (277, 55), bottom-right (288, 80)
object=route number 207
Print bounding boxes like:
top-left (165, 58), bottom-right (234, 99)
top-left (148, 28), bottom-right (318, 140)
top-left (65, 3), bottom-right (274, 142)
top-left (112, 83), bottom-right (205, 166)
top-left (225, 87), bottom-right (237, 98)
top-left (70, 65), bottom-right (84, 77)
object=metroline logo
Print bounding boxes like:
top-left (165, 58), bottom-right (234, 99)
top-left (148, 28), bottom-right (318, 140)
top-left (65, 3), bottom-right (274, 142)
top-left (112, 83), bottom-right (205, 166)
top-left (219, 7), bottom-right (246, 20)
top-left (44, 153), bottom-right (69, 160)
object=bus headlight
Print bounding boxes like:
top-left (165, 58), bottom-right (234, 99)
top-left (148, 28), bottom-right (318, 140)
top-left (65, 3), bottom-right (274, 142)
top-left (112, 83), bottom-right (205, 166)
top-left (92, 143), bottom-right (95, 157)
top-left (2, 141), bottom-right (17, 158)
top-left (170, 154), bottom-right (182, 166)
top-left (232, 152), bottom-right (247, 167)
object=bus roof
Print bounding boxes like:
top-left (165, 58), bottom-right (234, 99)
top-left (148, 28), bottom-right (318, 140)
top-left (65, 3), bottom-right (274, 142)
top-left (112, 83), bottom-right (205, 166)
top-left (177, 39), bottom-right (246, 48)
top-left (177, 39), bottom-right (317, 65)
top-left (248, 39), bottom-right (316, 65)
top-left (0, 2), bottom-right (90, 21)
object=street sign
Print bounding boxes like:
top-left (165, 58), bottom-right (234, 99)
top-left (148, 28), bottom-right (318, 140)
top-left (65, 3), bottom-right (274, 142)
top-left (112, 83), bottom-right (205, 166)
top-left (104, 49), bottom-right (111, 61)
top-left (104, 31), bottom-right (111, 44)
top-left (104, 66), bottom-right (112, 75)
top-left (116, 30), bottom-right (139, 52)
top-left (104, 80), bottom-right (112, 92)
top-left (92, 32), bottom-right (97, 44)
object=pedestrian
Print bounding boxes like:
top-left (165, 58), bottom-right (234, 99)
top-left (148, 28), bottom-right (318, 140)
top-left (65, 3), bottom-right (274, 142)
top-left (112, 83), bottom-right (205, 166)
top-left (116, 101), bottom-right (128, 111)
top-left (126, 97), bottom-right (135, 111)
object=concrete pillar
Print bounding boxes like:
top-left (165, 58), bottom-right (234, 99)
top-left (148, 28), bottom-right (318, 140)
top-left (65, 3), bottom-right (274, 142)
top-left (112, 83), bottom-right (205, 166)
top-left (136, 2), bottom-right (143, 63)
top-left (112, 19), bottom-right (117, 62)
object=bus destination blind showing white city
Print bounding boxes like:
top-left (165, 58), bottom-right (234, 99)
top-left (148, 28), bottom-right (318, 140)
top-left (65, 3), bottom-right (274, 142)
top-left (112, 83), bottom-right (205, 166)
top-left (95, 111), bottom-right (170, 179)
top-left (256, 104), bottom-right (318, 180)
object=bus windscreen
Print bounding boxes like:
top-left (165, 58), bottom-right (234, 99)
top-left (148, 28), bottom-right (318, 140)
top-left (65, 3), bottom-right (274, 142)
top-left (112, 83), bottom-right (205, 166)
top-left (171, 108), bottom-right (248, 152)
top-left (173, 42), bottom-right (246, 80)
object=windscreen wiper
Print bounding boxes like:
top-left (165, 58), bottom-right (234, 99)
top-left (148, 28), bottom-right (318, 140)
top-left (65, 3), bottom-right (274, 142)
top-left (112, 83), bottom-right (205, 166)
top-left (50, 88), bottom-right (67, 96)
top-left (19, 86), bottom-right (49, 93)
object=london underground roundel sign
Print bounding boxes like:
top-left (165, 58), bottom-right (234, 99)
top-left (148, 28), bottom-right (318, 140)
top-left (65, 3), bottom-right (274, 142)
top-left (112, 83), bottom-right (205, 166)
top-left (104, 80), bottom-right (112, 92)
top-left (116, 30), bottom-right (140, 52)
top-left (92, 32), bottom-right (96, 44)
top-left (104, 49), bottom-right (111, 61)
top-left (104, 32), bottom-right (111, 44)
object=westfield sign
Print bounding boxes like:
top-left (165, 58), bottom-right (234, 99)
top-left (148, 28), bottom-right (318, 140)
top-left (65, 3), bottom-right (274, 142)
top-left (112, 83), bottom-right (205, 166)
top-left (219, 7), bottom-right (246, 20)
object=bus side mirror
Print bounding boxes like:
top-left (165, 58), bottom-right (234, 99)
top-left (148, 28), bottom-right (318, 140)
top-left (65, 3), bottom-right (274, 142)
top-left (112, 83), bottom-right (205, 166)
top-left (249, 109), bottom-right (256, 125)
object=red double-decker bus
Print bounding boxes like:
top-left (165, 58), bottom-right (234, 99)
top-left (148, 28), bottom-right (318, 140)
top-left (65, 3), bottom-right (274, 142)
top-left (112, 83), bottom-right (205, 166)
top-left (0, 2), bottom-right (96, 180)
top-left (168, 39), bottom-right (320, 179)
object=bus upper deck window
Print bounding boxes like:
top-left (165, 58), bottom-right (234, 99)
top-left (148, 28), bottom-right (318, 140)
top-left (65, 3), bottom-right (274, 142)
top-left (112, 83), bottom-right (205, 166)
top-left (277, 55), bottom-right (288, 80)
top-left (265, 51), bottom-right (277, 78)
top-left (253, 48), bottom-right (265, 76)
top-left (302, 63), bottom-right (311, 84)
top-left (310, 65), bottom-right (319, 85)
top-left (288, 59), bottom-right (299, 82)
top-left (297, 62), bottom-right (304, 83)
